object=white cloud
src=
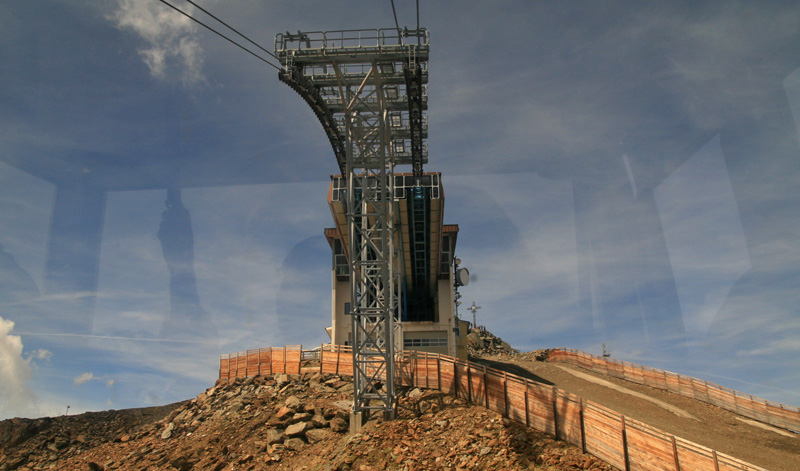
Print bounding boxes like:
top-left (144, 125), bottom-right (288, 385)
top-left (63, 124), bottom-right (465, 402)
top-left (0, 316), bottom-right (34, 418)
top-left (30, 348), bottom-right (52, 361)
top-left (106, 379), bottom-right (116, 387)
top-left (73, 372), bottom-right (96, 385)
top-left (738, 338), bottom-right (800, 357)
top-left (110, 0), bottom-right (206, 87)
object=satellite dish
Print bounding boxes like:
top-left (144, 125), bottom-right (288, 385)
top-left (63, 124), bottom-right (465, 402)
top-left (456, 267), bottom-right (470, 286)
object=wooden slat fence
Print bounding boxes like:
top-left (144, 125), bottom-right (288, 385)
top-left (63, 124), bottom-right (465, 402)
top-left (219, 346), bottom-right (768, 471)
top-left (320, 344), bottom-right (352, 376)
top-left (218, 345), bottom-right (303, 380)
top-left (548, 348), bottom-right (800, 433)
top-left (583, 402), bottom-right (627, 470)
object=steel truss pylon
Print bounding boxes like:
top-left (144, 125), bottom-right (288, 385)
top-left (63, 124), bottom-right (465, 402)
top-left (275, 29), bottom-right (429, 418)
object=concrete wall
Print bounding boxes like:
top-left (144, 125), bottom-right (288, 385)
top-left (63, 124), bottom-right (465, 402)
top-left (327, 266), bottom-right (466, 360)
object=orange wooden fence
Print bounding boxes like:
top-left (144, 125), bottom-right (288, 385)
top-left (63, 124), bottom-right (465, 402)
top-left (220, 347), bottom-right (767, 471)
top-left (218, 345), bottom-right (303, 380)
top-left (548, 348), bottom-right (800, 433)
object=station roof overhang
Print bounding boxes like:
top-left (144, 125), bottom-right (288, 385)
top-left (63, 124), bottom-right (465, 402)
top-left (324, 172), bottom-right (457, 294)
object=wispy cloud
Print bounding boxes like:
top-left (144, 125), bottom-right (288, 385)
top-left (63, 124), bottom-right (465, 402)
top-left (30, 349), bottom-right (52, 361)
top-left (109, 0), bottom-right (206, 87)
top-left (73, 371), bottom-right (118, 388)
top-left (73, 372), bottom-right (96, 385)
top-left (654, 135), bottom-right (751, 335)
top-left (738, 338), bottom-right (800, 357)
top-left (17, 332), bottom-right (200, 344)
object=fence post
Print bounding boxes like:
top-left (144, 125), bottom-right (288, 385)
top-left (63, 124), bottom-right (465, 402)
top-left (552, 389), bottom-right (559, 440)
top-left (467, 363), bottom-right (473, 403)
top-left (524, 379), bottom-right (530, 428)
top-left (425, 352), bottom-right (429, 389)
top-left (484, 366), bottom-right (489, 409)
top-left (579, 398), bottom-right (586, 454)
top-left (412, 353), bottom-right (417, 387)
top-left (671, 435), bottom-right (681, 471)
top-left (453, 359), bottom-right (460, 398)
top-left (622, 416), bottom-right (630, 471)
top-left (437, 355), bottom-right (441, 391)
top-left (503, 371), bottom-right (509, 417)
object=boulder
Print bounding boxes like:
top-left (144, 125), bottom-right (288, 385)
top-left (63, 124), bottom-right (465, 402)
top-left (266, 429), bottom-right (285, 445)
top-left (284, 437), bottom-right (305, 451)
top-left (284, 395), bottom-right (301, 410)
top-left (305, 428), bottom-right (331, 444)
top-left (285, 421), bottom-right (308, 437)
top-left (160, 423), bottom-right (174, 440)
top-left (276, 406), bottom-right (294, 420)
top-left (329, 417), bottom-right (348, 433)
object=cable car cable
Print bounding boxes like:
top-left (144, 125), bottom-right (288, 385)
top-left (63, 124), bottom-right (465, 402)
top-left (157, 0), bottom-right (282, 71)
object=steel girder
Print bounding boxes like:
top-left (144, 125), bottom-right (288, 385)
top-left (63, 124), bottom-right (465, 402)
top-left (275, 29), bottom-right (429, 418)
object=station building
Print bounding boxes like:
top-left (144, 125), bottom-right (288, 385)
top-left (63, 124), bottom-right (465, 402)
top-left (323, 172), bottom-right (469, 360)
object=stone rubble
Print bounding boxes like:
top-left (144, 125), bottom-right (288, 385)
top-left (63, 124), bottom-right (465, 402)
top-left (1, 370), bottom-right (612, 471)
top-left (466, 328), bottom-right (518, 357)
top-left (511, 349), bottom-right (553, 362)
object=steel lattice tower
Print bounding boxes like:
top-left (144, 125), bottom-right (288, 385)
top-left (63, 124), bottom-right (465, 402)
top-left (275, 29), bottom-right (429, 418)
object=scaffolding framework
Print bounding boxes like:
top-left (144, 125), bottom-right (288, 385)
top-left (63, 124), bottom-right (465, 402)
top-left (275, 29), bottom-right (429, 416)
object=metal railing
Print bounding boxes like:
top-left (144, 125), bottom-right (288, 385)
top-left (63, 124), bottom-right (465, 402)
top-left (275, 28), bottom-right (429, 53)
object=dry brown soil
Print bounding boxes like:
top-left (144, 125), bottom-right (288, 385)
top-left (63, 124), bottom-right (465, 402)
top-left (474, 354), bottom-right (800, 471)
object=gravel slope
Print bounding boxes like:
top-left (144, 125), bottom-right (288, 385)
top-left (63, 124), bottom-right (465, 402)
top-left (474, 353), bottom-right (800, 471)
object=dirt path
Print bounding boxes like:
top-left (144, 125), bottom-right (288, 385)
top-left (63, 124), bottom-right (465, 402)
top-left (473, 356), bottom-right (799, 471)
top-left (552, 365), bottom-right (699, 420)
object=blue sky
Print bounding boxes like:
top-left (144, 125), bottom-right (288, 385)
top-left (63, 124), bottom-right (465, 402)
top-left (1, 1), bottom-right (799, 418)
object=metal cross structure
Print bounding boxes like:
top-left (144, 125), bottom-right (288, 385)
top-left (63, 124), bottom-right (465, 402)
top-left (467, 301), bottom-right (481, 329)
top-left (275, 29), bottom-right (429, 418)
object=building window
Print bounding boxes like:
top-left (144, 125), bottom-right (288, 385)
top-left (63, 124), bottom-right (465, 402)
top-left (440, 235), bottom-right (451, 274)
top-left (333, 238), bottom-right (349, 276)
top-left (404, 338), bottom-right (448, 347)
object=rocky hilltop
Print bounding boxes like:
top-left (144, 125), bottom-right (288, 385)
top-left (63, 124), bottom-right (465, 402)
top-left (466, 327), bottom-right (520, 357)
top-left (1, 370), bottom-right (611, 471)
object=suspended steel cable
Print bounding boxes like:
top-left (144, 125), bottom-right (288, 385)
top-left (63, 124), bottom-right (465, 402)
top-left (157, 0), bottom-right (282, 71)
top-left (183, 0), bottom-right (282, 63)
top-left (416, 0), bottom-right (420, 33)
top-left (390, 0), bottom-right (402, 42)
